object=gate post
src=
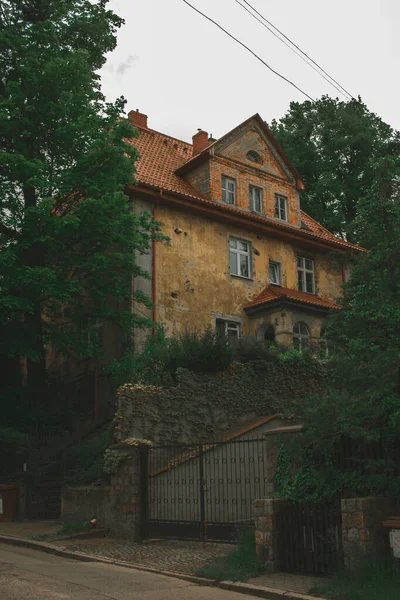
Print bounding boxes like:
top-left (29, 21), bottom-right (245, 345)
top-left (139, 446), bottom-right (149, 541)
top-left (254, 498), bottom-right (288, 572)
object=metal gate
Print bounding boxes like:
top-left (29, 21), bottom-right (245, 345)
top-left (143, 439), bottom-right (268, 542)
top-left (278, 502), bottom-right (343, 575)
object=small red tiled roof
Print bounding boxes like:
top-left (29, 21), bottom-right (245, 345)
top-left (245, 285), bottom-right (340, 311)
top-left (128, 124), bottom-right (361, 253)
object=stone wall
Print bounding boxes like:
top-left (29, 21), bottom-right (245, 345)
top-left (254, 498), bottom-right (288, 572)
top-left (341, 497), bottom-right (398, 570)
top-left (116, 362), bottom-right (323, 445)
top-left (61, 447), bottom-right (145, 540)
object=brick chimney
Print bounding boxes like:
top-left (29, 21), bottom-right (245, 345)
top-left (192, 129), bottom-right (209, 155)
top-left (128, 109), bottom-right (148, 129)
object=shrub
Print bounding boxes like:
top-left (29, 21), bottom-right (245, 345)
top-left (64, 424), bottom-right (114, 485)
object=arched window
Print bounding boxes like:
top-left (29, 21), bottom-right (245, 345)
top-left (320, 326), bottom-right (329, 358)
top-left (264, 324), bottom-right (275, 344)
top-left (293, 322), bottom-right (310, 351)
top-left (246, 150), bottom-right (262, 163)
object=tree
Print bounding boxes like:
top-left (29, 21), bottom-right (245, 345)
top-left (270, 96), bottom-right (398, 243)
top-left (0, 0), bottom-right (164, 437)
top-left (277, 148), bottom-right (400, 501)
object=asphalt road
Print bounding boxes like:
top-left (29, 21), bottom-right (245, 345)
top-left (0, 543), bottom-right (254, 600)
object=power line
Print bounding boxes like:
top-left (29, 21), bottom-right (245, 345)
top-left (233, 0), bottom-right (352, 100)
top-left (240, 0), bottom-right (355, 100)
top-left (181, 0), bottom-right (315, 102)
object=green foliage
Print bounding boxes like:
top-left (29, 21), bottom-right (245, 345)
top-left (103, 449), bottom-right (128, 475)
top-left (64, 425), bottom-right (114, 485)
top-left (196, 528), bottom-right (264, 582)
top-left (56, 520), bottom-right (91, 537)
top-left (163, 328), bottom-right (233, 377)
top-left (311, 558), bottom-right (400, 600)
top-left (270, 96), bottom-right (398, 242)
top-left (0, 0), bottom-right (167, 437)
top-left (277, 151), bottom-right (400, 502)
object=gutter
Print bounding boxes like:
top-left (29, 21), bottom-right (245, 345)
top-left (132, 183), bottom-right (357, 255)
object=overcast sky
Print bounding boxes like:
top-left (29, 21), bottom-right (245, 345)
top-left (100, 0), bottom-right (400, 142)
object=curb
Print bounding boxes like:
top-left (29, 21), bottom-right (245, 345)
top-left (0, 534), bottom-right (324, 600)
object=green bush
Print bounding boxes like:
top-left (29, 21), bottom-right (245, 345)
top-left (311, 557), bottom-right (400, 600)
top-left (196, 528), bottom-right (264, 582)
top-left (163, 328), bottom-right (233, 376)
top-left (64, 424), bottom-right (114, 485)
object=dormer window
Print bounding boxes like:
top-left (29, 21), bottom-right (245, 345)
top-left (246, 150), bottom-right (262, 164)
top-left (222, 176), bottom-right (236, 205)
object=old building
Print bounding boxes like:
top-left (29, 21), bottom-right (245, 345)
top-left (128, 109), bottom-right (360, 349)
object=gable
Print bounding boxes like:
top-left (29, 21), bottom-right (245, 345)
top-left (214, 121), bottom-right (294, 183)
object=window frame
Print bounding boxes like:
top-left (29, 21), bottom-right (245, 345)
top-left (297, 256), bottom-right (315, 294)
top-left (246, 150), bottom-right (262, 164)
top-left (222, 175), bottom-right (236, 205)
top-left (229, 237), bottom-right (252, 280)
top-left (269, 260), bottom-right (282, 286)
top-left (249, 185), bottom-right (263, 214)
top-left (216, 318), bottom-right (241, 339)
top-left (293, 321), bottom-right (310, 352)
top-left (275, 194), bottom-right (288, 221)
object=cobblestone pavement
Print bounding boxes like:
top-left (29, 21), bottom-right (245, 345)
top-left (0, 520), bottom-right (60, 540)
top-left (53, 538), bottom-right (232, 575)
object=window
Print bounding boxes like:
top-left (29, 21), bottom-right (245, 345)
top-left (269, 260), bottom-right (281, 286)
top-left (80, 317), bottom-right (103, 357)
top-left (264, 324), bottom-right (275, 343)
top-left (222, 176), bottom-right (236, 205)
top-left (216, 318), bottom-right (240, 339)
top-left (297, 256), bottom-right (315, 294)
top-left (249, 185), bottom-right (262, 213)
top-left (293, 322), bottom-right (310, 351)
top-left (229, 238), bottom-right (251, 278)
top-left (246, 150), bottom-right (262, 163)
top-left (275, 194), bottom-right (287, 221)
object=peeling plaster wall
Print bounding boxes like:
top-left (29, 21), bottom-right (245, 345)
top-left (151, 202), bottom-right (342, 338)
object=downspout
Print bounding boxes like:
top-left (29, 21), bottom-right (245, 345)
top-left (152, 195), bottom-right (160, 334)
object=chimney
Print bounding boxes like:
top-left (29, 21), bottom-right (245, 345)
top-left (192, 129), bottom-right (209, 155)
top-left (128, 109), bottom-right (148, 129)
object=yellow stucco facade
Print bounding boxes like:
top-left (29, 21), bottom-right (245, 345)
top-left (131, 113), bottom-right (355, 350)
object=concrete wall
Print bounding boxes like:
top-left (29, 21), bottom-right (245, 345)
top-left (61, 447), bottom-right (144, 540)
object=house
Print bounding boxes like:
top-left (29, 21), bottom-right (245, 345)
top-left (128, 109), bottom-right (361, 349)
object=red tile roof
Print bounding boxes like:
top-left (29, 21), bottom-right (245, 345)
top-left (128, 124), bottom-right (361, 253)
top-left (245, 285), bottom-right (340, 311)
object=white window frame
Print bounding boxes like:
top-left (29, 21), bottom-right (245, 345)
top-left (269, 260), bottom-right (282, 286)
top-left (275, 194), bottom-right (287, 221)
top-left (297, 256), bottom-right (315, 294)
top-left (222, 176), bottom-right (236, 205)
top-left (249, 185), bottom-right (262, 213)
top-left (293, 322), bottom-right (310, 352)
top-left (216, 318), bottom-right (241, 339)
top-left (229, 237), bottom-right (251, 279)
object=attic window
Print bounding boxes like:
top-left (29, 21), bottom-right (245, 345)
top-left (246, 150), bottom-right (262, 163)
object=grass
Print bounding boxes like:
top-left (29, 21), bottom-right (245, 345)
top-left (196, 528), bottom-right (265, 583)
top-left (311, 558), bottom-right (400, 600)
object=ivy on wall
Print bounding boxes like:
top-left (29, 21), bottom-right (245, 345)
top-left (116, 355), bottom-right (325, 445)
